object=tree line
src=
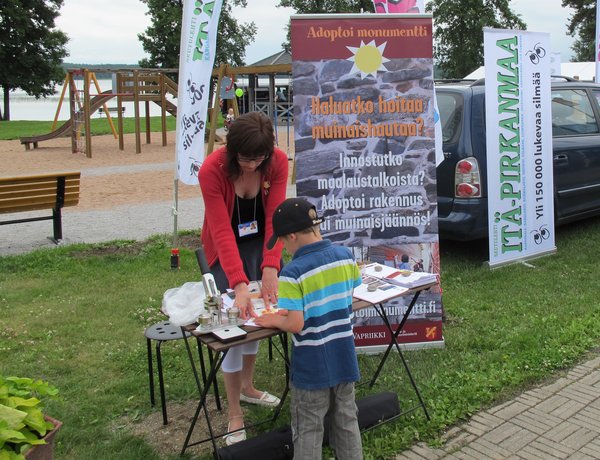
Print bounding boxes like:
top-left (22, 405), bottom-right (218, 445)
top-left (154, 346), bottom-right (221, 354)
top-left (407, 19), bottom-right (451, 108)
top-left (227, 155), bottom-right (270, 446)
top-left (0, 0), bottom-right (594, 121)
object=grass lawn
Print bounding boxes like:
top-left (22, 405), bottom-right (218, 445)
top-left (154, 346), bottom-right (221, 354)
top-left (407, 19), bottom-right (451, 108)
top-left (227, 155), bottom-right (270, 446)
top-left (0, 114), bottom-right (224, 141)
top-left (1, 219), bottom-right (600, 459)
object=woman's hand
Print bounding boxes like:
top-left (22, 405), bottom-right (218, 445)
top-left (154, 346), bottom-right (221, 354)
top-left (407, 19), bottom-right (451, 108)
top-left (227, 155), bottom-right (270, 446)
top-left (261, 267), bottom-right (279, 308)
top-left (233, 282), bottom-right (255, 319)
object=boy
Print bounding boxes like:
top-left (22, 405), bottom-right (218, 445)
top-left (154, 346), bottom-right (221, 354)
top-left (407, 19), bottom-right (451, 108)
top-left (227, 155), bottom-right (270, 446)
top-left (255, 198), bottom-right (363, 460)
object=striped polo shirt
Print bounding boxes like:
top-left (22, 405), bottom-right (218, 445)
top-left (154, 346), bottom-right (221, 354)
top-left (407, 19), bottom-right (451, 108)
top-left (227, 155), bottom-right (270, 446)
top-left (278, 239), bottom-right (361, 390)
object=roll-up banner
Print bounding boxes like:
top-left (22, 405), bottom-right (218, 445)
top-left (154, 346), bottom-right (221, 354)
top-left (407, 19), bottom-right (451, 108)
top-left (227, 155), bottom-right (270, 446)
top-left (176, 0), bottom-right (223, 185)
top-left (484, 28), bottom-right (556, 268)
top-left (291, 14), bottom-right (443, 351)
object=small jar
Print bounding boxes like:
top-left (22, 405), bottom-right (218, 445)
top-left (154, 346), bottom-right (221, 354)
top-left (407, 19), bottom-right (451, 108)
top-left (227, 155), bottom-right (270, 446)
top-left (198, 313), bottom-right (211, 329)
top-left (227, 307), bottom-right (240, 323)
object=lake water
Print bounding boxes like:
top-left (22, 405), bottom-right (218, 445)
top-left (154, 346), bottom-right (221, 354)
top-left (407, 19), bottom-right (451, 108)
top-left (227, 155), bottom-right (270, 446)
top-left (9, 79), bottom-right (176, 121)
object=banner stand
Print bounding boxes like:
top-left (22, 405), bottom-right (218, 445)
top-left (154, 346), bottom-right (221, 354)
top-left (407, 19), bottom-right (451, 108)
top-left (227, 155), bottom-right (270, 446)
top-left (291, 13), bottom-right (444, 352)
top-left (486, 248), bottom-right (557, 270)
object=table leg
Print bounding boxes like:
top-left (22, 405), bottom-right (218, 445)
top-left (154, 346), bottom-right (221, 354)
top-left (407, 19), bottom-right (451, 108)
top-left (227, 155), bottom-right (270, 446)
top-left (180, 329), bottom-right (224, 456)
top-left (179, 331), bottom-right (292, 456)
top-left (368, 291), bottom-right (430, 420)
top-left (206, 345), bottom-right (222, 410)
top-left (270, 332), bottom-right (290, 421)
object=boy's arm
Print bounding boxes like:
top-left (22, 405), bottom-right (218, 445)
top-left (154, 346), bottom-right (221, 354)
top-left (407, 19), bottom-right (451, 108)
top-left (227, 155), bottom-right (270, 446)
top-left (254, 309), bottom-right (304, 334)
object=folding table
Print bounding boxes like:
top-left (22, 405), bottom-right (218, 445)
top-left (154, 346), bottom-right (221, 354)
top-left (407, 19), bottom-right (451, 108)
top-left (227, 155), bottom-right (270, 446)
top-left (352, 280), bottom-right (437, 421)
top-left (179, 324), bottom-right (289, 457)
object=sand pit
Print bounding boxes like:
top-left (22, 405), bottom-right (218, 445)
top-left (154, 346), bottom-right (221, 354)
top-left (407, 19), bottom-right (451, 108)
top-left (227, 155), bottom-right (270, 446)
top-left (1, 128), bottom-right (295, 212)
top-left (1, 132), bottom-right (201, 211)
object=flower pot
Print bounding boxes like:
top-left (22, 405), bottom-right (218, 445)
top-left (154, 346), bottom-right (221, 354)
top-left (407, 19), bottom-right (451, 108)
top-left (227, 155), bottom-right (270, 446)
top-left (24, 416), bottom-right (62, 460)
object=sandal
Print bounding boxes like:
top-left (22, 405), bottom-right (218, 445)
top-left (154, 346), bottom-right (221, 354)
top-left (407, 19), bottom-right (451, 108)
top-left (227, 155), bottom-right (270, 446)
top-left (224, 416), bottom-right (246, 446)
top-left (239, 391), bottom-right (280, 407)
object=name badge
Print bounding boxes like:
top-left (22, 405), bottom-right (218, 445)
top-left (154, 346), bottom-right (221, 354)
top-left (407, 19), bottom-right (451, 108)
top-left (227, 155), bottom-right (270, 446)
top-left (238, 220), bottom-right (258, 237)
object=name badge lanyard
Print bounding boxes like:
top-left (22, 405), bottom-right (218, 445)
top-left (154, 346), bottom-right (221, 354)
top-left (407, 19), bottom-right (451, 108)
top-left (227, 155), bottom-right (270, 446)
top-left (237, 194), bottom-right (258, 237)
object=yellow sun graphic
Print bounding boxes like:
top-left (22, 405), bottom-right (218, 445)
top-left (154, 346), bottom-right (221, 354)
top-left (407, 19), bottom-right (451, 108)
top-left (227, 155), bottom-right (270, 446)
top-left (347, 40), bottom-right (390, 79)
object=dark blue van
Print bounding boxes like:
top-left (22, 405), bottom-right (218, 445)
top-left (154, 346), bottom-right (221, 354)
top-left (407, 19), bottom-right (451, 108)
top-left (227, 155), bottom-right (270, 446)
top-left (436, 78), bottom-right (600, 240)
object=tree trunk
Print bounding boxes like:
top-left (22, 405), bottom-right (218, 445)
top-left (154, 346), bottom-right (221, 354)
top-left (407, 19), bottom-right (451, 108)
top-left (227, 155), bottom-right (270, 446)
top-left (2, 85), bottom-right (10, 121)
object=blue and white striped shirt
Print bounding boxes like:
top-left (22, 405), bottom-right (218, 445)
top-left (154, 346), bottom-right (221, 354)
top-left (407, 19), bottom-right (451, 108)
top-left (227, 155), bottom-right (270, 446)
top-left (279, 239), bottom-right (361, 390)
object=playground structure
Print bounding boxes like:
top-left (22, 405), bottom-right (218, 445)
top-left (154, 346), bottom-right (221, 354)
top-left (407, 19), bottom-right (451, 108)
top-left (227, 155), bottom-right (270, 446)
top-left (19, 53), bottom-right (293, 159)
top-left (20, 68), bottom-right (178, 157)
top-left (114, 69), bottom-right (178, 154)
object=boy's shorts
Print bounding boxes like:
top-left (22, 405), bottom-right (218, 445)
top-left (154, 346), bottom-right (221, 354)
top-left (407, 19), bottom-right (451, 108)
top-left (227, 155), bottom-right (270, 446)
top-left (291, 382), bottom-right (362, 459)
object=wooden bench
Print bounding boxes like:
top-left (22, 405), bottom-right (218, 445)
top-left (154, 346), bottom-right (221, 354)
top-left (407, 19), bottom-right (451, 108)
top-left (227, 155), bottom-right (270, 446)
top-left (0, 172), bottom-right (81, 243)
top-left (98, 106), bottom-right (126, 115)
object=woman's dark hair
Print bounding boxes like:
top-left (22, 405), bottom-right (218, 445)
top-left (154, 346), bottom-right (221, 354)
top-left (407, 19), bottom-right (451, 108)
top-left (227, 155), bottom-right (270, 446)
top-left (225, 112), bottom-right (275, 178)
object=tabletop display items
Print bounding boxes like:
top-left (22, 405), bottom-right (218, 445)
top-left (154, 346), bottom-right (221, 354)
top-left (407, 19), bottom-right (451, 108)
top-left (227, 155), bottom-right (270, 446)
top-left (194, 248), bottom-right (245, 339)
top-left (204, 288), bottom-right (223, 327)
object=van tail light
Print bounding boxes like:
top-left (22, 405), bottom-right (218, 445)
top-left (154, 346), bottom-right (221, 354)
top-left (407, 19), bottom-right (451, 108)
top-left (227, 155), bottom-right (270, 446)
top-left (455, 157), bottom-right (481, 198)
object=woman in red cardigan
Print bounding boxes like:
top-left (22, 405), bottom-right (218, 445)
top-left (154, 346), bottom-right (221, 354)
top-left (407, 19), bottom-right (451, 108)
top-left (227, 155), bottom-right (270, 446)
top-left (199, 111), bottom-right (288, 445)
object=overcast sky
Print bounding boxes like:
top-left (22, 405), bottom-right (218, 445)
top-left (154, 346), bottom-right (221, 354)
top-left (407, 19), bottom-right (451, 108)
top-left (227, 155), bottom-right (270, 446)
top-left (55, 0), bottom-right (577, 66)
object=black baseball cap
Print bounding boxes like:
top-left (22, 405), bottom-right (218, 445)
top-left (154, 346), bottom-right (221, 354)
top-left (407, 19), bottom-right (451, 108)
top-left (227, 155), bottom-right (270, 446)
top-left (267, 198), bottom-right (323, 249)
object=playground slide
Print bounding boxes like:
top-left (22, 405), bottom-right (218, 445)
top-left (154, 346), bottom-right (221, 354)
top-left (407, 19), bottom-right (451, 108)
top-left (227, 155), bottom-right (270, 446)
top-left (20, 90), bottom-right (116, 148)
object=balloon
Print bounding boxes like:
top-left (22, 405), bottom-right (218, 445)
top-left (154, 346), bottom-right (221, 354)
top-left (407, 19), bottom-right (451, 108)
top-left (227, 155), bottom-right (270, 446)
top-left (235, 88), bottom-right (244, 97)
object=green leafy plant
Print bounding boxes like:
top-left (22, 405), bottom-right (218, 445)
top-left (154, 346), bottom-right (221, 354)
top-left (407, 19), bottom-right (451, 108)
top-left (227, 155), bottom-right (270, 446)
top-left (0, 376), bottom-right (59, 459)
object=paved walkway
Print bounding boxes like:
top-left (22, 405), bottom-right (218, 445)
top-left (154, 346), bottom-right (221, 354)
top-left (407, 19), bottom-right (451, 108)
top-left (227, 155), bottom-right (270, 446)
top-left (0, 197), bottom-right (204, 256)
top-left (398, 355), bottom-right (600, 459)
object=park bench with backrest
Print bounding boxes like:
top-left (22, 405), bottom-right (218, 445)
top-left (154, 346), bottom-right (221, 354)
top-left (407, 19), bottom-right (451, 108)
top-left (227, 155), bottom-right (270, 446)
top-left (0, 172), bottom-right (81, 243)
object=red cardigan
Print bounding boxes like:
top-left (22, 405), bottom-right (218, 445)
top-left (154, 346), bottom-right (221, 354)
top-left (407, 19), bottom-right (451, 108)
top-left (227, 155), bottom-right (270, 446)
top-left (199, 146), bottom-right (288, 289)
